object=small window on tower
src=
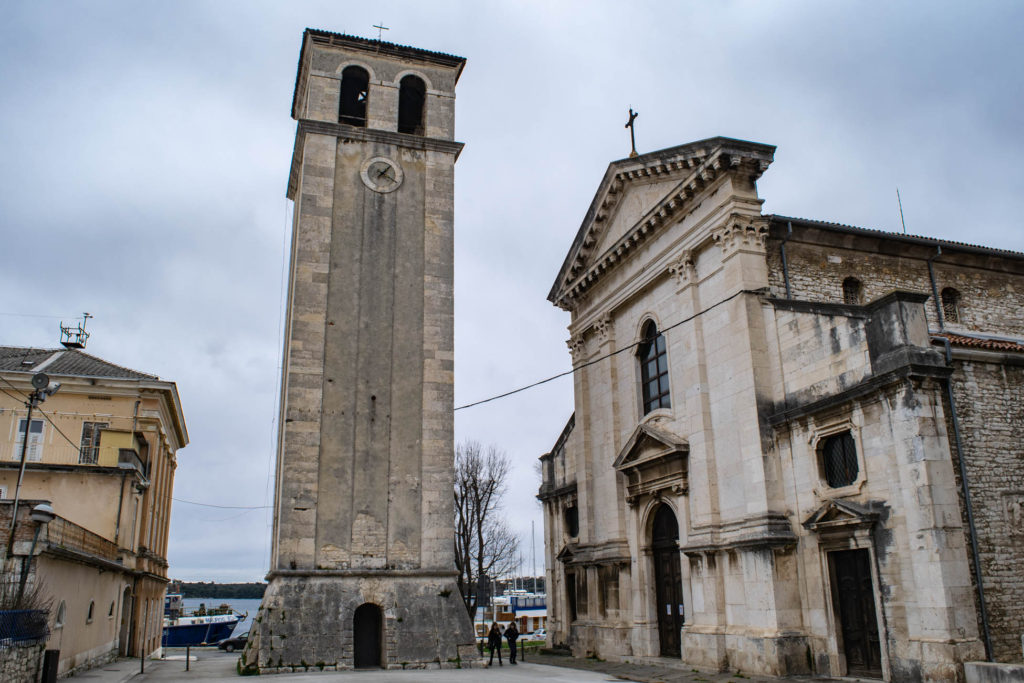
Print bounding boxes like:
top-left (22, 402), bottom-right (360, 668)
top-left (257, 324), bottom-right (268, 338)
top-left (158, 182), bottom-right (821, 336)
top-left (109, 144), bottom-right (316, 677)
top-left (842, 277), bottom-right (862, 305)
top-left (941, 287), bottom-right (961, 324)
top-left (397, 75), bottom-right (426, 135)
top-left (339, 66), bottom-right (369, 127)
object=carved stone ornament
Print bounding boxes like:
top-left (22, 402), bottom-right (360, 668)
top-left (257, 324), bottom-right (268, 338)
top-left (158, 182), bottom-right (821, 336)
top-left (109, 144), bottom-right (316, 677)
top-left (593, 313), bottom-right (614, 345)
top-left (567, 334), bottom-right (587, 362)
top-left (713, 214), bottom-right (769, 258)
top-left (614, 423), bottom-right (689, 503)
top-left (668, 249), bottom-right (696, 287)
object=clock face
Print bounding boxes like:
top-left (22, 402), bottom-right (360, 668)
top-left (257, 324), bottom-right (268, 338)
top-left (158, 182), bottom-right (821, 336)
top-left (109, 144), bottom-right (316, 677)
top-left (360, 156), bottom-right (403, 193)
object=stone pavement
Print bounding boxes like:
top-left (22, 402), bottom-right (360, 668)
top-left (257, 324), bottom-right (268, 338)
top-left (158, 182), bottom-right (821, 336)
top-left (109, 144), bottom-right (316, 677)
top-left (77, 648), bottom-right (855, 682)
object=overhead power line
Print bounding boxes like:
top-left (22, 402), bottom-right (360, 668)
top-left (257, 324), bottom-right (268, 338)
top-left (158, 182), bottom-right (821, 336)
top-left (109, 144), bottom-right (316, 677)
top-left (454, 287), bottom-right (761, 411)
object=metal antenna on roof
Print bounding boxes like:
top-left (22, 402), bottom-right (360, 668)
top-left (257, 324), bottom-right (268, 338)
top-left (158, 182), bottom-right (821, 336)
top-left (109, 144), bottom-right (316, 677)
top-left (373, 23), bottom-right (390, 41)
top-left (60, 312), bottom-right (92, 349)
top-left (897, 187), bottom-right (907, 234)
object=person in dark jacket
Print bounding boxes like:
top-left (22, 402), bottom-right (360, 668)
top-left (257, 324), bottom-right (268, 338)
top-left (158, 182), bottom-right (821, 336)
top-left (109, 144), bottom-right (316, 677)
top-left (504, 621), bottom-right (519, 664)
top-left (487, 622), bottom-right (503, 666)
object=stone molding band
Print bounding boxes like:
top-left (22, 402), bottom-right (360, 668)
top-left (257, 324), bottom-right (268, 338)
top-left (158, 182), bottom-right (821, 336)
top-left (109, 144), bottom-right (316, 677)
top-left (266, 568), bottom-right (460, 579)
top-left (287, 120), bottom-right (465, 199)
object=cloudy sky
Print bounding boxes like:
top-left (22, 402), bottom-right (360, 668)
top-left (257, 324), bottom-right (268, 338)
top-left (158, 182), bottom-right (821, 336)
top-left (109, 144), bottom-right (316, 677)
top-left (2, 1), bottom-right (1022, 582)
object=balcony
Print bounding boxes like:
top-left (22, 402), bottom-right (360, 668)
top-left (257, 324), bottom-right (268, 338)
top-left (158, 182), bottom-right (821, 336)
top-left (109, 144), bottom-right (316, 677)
top-left (2, 429), bottom-right (148, 476)
top-left (44, 516), bottom-right (120, 564)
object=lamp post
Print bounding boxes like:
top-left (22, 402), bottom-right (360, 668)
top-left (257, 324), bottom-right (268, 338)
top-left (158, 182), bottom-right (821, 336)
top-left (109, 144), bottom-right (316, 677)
top-left (16, 502), bottom-right (56, 605)
top-left (6, 373), bottom-right (61, 559)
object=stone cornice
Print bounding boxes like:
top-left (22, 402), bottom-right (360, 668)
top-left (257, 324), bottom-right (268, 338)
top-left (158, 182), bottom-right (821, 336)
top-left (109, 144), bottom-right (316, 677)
top-left (287, 120), bottom-right (465, 199)
top-left (549, 137), bottom-right (775, 311)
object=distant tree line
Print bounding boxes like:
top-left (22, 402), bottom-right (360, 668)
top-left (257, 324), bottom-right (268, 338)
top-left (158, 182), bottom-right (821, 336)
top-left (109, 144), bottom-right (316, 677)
top-left (175, 582), bottom-right (267, 599)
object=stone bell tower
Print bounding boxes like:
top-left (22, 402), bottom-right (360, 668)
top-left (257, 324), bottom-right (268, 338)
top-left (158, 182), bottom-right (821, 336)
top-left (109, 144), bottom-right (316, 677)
top-left (244, 29), bottom-right (476, 673)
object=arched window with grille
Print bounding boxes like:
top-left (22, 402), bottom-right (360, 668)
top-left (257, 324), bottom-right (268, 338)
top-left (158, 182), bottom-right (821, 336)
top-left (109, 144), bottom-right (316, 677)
top-left (339, 66), bottom-right (369, 127)
top-left (842, 277), bottom-right (862, 305)
top-left (638, 320), bottom-right (671, 415)
top-left (941, 287), bottom-right (961, 324)
top-left (820, 431), bottom-right (859, 488)
top-left (397, 75), bottom-right (426, 135)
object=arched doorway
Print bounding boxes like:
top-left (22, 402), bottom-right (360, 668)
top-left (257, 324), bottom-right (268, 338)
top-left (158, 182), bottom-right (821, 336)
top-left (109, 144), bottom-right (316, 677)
top-left (353, 603), bottom-right (383, 669)
top-left (118, 587), bottom-right (133, 656)
top-left (651, 504), bottom-right (682, 657)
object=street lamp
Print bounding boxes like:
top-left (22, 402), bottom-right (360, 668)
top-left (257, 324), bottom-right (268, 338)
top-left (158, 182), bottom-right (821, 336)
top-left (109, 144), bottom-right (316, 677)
top-left (16, 502), bottom-right (56, 604)
top-left (6, 373), bottom-right (60, 559)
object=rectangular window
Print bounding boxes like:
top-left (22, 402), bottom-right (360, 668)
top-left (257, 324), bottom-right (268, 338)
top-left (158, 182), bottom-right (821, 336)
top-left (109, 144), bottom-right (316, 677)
top-left (566, 573), bottom-right (578, 622)
top-left (79, 421), bottom-right (108, 464)
top-left (598, 565), bottom-right (619, 617)
top-left (14, 419), bottom-right (44, 462)
top-left (0, 485), bottom-right (7, 499)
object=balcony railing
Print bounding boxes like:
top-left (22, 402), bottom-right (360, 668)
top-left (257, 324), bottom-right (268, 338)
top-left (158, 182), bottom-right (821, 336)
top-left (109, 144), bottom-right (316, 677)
top-left (2, 440), bottom-right (147, 474)
top-left (45, 516), bottom-right (120, 563)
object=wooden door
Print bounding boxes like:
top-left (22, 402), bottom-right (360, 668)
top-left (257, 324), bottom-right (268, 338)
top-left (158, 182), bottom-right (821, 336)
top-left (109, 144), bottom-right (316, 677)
top-left (832, 549), bottom-right (882, 677)
top-left (353, 603), bottom-right (382, 669)
top-left (652, 505), bottom-right (682, 658)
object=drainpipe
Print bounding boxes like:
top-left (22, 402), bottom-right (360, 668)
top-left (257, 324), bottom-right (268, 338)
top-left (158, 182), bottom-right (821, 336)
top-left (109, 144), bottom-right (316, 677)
top-left (780, 221), bottom-right (794, 299)
top-left (114, 401), bottom-right (141, 546)
top-left (927, 246), bottom-right (944, 330)
top-left (938, 336), bottom-right (993, 661)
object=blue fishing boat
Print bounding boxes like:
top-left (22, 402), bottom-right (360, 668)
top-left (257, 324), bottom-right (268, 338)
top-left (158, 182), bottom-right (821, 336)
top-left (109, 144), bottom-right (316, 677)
top-left (162, 594), bottom-right (244, 647)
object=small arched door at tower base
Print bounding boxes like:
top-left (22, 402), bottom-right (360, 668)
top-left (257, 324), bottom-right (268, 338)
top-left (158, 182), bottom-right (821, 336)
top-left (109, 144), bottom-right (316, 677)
top-left (353, 603), bottom-right (383, 669)
top-left (652, 504), bottom-right (683, 658)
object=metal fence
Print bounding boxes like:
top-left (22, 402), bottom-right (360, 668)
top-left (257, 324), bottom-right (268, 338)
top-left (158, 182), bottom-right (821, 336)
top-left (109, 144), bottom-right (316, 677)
top-left (0, 610), bottom-right (49, 647)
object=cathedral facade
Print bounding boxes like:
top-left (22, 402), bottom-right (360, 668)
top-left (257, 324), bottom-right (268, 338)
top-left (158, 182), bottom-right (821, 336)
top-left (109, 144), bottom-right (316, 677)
top-left (540, 137), bottom-right (1024, 681)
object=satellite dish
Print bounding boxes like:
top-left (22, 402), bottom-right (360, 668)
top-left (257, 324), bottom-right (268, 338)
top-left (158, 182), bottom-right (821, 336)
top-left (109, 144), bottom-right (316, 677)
top-left (31, 373), bottom-right (50, 390)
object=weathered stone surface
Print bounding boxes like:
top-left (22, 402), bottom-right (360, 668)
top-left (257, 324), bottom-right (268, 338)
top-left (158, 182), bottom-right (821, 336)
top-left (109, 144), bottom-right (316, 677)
top-left (253, 30), bottom-right (475, 672)
top-left (541, 139), bottom-right (1021, 681)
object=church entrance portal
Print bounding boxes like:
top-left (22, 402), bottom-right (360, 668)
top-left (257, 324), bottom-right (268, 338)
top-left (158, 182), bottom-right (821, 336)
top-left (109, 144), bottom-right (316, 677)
top-left (353, 603), bottom-right (383, 669)
top-left (651, 504), bottom-right (682, 658)
top-left (830, 549), bottom-right (882, 677)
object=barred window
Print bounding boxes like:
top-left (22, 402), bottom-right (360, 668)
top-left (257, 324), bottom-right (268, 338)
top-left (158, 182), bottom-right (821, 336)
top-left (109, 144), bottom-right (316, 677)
top-left (821, 431), bottom-right (859, 488)
top-left (941, 287), bottom-right (961, 324)
top-left (79, 421), bottom-right (108, 464)
top-left (842, 277), bottom-right (862, 305)
top-left (639, 321), bottom-right (671, 414)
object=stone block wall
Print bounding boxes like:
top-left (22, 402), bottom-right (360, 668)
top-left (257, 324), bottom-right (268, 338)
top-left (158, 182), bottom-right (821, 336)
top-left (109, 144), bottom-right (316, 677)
top-left (947, 359), bottom-right (1024, 662)
top-left (0, 641), bottom-right (44, 683)
top-left (766, 233), bottom-right (1024, 338)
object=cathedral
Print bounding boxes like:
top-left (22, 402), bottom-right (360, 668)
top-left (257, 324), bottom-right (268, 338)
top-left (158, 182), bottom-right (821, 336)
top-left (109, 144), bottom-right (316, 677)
top-left (539, 136), bottom-right (1024, 680)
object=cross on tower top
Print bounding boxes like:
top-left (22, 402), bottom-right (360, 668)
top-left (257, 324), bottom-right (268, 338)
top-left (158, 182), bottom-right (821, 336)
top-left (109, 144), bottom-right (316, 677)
top-left (372, 23), bottom-right (390, 41)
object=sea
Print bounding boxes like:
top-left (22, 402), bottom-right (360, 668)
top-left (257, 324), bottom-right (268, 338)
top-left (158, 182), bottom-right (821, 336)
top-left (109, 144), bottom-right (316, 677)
top-left (181, 597), bottom-right (263, 638)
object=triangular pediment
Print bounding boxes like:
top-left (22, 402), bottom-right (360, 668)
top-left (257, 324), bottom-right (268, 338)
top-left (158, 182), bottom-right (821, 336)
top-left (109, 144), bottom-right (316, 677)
top-left (613, 423), bottom-right (688, 471)
top-left (803, 498), bottom-right (878, 532)
top-left (555, 543), bottom-right (576, 563)
top-left (548, 137), bottom-right (775, 310)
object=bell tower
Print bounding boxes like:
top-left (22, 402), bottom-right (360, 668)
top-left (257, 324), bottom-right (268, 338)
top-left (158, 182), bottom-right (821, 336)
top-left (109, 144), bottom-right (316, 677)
top-left (244, 29), bottom-right (476, 672)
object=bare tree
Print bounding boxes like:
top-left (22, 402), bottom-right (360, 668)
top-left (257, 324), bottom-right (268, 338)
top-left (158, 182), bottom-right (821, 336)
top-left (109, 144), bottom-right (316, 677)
top-left (454, 440), bottom-right (518, 619)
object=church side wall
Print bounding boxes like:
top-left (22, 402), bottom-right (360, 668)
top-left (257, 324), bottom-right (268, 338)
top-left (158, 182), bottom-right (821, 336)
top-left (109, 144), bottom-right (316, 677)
top-left (765, 235), bottom-right (1024, 338)
top-left (946, 358), bottom-right (1024, 662)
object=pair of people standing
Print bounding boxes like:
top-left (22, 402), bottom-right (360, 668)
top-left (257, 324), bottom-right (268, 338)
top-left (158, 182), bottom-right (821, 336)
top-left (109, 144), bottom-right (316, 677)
top-left (486, 621), bottom-right (519, 665)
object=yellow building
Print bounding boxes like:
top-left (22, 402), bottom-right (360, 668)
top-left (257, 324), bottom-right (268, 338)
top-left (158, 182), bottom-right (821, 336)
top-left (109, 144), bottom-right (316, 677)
top-left (0, 346), bottom-right (187, 676)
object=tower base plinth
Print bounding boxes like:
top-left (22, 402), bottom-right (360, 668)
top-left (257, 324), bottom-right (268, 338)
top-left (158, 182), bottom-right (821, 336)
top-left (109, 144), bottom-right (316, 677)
top-left (241, 572), bottom-right (481, 674)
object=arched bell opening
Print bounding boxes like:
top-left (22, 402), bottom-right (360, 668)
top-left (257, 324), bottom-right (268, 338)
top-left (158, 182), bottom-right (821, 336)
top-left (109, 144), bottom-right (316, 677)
top-left (353, 602), bottom-right (383, 669)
